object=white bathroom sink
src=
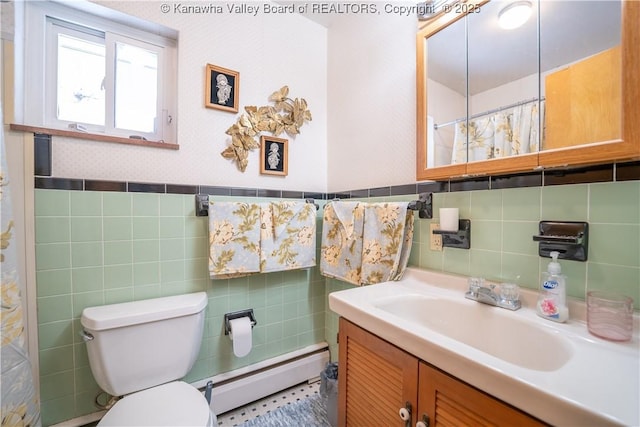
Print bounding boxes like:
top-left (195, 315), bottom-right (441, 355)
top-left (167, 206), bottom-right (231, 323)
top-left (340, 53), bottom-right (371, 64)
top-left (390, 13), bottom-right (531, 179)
top-left (373, 295), bottom-right (572, 371)
top-left (329, 267), bottom-right (639, 427)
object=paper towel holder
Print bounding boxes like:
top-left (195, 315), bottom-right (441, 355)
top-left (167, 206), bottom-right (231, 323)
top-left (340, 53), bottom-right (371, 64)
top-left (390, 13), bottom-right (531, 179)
top-left (224, 309), bottom-right (257, 335)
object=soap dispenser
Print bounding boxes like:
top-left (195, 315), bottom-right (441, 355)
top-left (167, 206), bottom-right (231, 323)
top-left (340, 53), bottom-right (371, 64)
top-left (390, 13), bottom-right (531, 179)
top-left (536, 251), bottom-right (568, 322)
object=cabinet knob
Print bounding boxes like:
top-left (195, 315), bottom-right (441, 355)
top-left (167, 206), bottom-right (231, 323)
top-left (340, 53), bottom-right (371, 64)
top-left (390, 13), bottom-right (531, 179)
top-left (399, 401), bottom-right (412, 427)
top-left (399, 407), bottom-right (410, 421)
top-left (416, 413), bottom-right (430, 427)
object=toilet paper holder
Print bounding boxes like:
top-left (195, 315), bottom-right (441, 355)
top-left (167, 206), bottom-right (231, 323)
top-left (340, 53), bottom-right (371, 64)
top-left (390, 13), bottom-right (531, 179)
top-left (224, 309), bottom-right (257, 336)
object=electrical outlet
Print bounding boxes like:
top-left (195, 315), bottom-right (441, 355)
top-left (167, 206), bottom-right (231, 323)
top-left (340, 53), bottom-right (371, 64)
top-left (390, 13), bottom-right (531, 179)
top-left (430, 223), bottom-right (442, 251)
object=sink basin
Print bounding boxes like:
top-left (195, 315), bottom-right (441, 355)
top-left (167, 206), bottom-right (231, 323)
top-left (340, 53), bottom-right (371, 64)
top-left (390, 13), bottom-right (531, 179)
top-left (373, 295), bottom-right (573, 371)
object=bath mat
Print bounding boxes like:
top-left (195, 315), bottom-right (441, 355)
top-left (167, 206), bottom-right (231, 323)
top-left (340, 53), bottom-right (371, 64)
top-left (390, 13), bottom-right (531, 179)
top-left (237, 394), bottom-right (331, 427)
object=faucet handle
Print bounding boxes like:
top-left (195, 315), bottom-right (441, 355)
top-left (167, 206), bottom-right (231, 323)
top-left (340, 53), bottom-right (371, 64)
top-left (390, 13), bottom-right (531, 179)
top-left (467, 277), bottom-right (484, 296)
top-left (499, 283), bottom-right (520, 303)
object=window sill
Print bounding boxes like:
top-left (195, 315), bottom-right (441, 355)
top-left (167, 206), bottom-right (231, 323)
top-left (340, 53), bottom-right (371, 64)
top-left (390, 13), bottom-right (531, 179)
top-left (9, 124), bottom-right (180, 150)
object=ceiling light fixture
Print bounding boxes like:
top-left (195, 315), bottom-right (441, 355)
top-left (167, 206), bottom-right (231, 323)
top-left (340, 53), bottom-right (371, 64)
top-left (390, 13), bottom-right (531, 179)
top-left (498, 1), bottom-right (532, 30)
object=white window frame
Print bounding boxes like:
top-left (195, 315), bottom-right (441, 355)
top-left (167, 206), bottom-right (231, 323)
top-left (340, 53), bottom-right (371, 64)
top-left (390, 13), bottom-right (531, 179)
top-left (24, 1), bottom-right (177, 143)
top-left (44, 18), bottom-right (106, 133)
top-left (107, 33), bottom-right (165, 139)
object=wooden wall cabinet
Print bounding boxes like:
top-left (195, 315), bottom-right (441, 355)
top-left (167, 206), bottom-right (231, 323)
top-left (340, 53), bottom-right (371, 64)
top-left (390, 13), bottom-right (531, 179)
top-left (416, 1), bottom-right (639, 181)
top-left (338, 318), bottom-right (545, 427)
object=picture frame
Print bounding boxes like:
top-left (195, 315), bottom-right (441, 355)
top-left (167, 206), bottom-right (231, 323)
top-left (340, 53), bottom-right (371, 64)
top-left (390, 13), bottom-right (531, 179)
top-left (260, 136), bottom-right (288, 176)
top-left (205, 64), bottom-right (239, 113)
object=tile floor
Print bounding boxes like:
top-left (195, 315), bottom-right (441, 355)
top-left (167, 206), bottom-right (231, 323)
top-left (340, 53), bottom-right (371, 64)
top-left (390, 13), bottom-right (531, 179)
top-left (216, 380), bottom-right (321, 426)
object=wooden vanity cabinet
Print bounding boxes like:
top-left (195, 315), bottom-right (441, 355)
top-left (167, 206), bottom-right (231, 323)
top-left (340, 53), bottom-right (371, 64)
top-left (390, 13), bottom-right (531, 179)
top-left (338, 318), bottom-right (545, 427)
top-left (338, 318), bottom-right (418, 427)
top-left (418, 363), bottom-right (545, 427)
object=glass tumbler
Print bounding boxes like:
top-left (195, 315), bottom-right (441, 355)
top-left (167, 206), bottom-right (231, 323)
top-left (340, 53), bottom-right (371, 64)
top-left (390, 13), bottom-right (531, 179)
top-left (587, 291), bottom-right (634, 342)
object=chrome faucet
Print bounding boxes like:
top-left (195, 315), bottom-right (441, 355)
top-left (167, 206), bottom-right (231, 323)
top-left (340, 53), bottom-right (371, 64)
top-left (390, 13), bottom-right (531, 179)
top-left (465, 278), bottom-right (521, 311)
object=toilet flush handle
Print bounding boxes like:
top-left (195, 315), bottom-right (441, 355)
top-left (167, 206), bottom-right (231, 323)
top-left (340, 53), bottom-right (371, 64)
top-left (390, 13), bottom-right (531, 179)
top-left (79, 330), bottom-right (94, 342)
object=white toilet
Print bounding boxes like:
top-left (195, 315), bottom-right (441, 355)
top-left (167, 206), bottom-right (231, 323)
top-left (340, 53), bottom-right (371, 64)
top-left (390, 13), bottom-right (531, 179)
top-left (80, 292), bottom-right (216, 426)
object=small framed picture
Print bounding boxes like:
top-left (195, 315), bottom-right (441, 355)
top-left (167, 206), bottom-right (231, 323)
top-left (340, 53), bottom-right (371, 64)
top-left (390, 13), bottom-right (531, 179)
top-left (205, 64), bottom-right (239, 113)
top-left (260, 136), bottom-right (288, 176)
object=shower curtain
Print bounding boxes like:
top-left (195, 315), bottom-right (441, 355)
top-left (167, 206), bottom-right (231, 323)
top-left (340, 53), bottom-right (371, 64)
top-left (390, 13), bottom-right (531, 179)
top-left (451, 102), bottom-right (540, 163)
top-left (1, 105), bottom-right (41, 426)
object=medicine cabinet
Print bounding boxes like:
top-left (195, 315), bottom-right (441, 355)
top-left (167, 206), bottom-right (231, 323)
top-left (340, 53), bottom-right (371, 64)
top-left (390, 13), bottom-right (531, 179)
top-left (416, 0), bottom-right (639, 181)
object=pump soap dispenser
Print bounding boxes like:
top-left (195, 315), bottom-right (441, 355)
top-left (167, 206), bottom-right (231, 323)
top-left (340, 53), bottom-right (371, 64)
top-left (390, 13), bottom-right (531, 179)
top-left (536, 251), bottom-right (568, 323)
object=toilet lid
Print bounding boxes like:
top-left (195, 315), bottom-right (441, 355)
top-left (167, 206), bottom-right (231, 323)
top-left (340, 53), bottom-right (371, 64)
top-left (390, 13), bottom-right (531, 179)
top-left (98, 381), bottom-right (214, 427)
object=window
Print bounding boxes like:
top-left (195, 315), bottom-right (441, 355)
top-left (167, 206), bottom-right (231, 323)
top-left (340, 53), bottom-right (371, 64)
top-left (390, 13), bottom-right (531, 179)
top-left (52, 22), bottom-right (106, 127)
top-left (25, 2), bottom-right (177, 143)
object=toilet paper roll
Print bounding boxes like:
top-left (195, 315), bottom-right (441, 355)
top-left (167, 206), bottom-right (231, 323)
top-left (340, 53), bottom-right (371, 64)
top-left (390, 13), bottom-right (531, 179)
top-left (229, 317), bottom-right (252, 357)
top-left (440, 208), bottom-right (459, 232)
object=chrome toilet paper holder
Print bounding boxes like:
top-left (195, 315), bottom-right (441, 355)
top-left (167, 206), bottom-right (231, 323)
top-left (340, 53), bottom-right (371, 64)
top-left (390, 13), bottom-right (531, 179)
top-left (224, 309), bottom-right (257, 335)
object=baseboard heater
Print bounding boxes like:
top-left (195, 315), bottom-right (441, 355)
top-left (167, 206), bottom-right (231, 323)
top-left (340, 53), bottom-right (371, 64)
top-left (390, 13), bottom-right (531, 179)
top-left (193, 342), bottom-right (330, 415)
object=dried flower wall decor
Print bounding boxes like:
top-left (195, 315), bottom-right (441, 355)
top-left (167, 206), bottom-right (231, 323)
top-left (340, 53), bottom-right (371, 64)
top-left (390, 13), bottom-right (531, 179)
top-left (220, 86), bottom-right (312, 172)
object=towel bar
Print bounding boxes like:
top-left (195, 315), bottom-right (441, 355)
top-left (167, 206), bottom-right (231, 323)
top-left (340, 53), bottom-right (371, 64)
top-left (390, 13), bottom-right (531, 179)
top-left (408, 192), bottom-right (433, 219)
top-left (323, 192), bottom-right (433, 219)
top-left (196, 192), bottom-right (432, 218)
top-left (195, 194), bottom-right (319, 216)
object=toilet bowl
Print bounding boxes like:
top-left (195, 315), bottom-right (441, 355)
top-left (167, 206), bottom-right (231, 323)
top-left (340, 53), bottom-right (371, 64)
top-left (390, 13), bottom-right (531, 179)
top-left (81, 292), bottom-right (216, 426)
top-left (99, 381), bottom-right (214, 427)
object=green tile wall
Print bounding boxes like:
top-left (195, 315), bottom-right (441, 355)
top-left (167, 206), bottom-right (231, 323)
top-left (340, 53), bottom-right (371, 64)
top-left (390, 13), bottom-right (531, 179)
top-left (35, 181), bottom-right (640, 425)
top-left (35, 190), bottom-right (326, 426)
top-left (408, 181), bottom-right (640, 306)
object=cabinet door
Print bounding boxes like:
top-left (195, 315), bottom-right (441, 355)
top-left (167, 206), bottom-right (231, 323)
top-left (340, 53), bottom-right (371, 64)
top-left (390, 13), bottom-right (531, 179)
top-left (538, 1), bottom-right (638, 167)
top-left (338, 318), bottom-right (419, 427)
top-left (417, 362), bottom-right (546, 427)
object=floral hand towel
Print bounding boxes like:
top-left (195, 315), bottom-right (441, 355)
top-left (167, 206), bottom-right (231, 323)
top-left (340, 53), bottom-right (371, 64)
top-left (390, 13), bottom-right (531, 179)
top-left (208, 202), bottom-right (261, 278)
top-left (320, 201), bottom-right (365, 285)
top-left (361, 202), bottom-right (414, 285)
top-left (260, 201), bottom-right (316, 273)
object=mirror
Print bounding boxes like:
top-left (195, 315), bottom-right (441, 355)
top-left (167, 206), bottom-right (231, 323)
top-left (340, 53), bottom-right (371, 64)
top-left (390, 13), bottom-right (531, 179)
top-left (425, 15), bottom-right (466, 168)
top-left (418, 0), bottom-right (623, 179)
top-left (466, 1), bottom-right (540, 165)
top-left (540, 1), bottom-right (621, 150)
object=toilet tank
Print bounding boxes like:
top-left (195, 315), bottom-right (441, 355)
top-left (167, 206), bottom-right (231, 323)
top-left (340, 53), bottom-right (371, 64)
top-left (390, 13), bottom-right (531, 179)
top-left (80, 292), bottom-right (208, 397)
